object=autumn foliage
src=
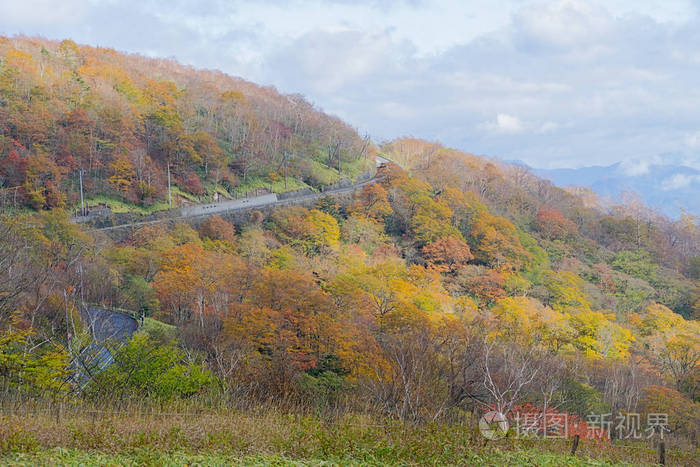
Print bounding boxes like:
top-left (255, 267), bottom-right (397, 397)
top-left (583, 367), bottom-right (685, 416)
top-left (534, 206), bottom-right (579, 240)
top-left (0, 36), bottom-right (373, 211)
top-left (422, 236), bottom-right (473, 273)
top-left (0, 39), bottom-right (698, 447)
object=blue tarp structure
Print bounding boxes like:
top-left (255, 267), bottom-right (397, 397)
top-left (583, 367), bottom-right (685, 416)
top-left (71, 305), bottom-right (139, 388)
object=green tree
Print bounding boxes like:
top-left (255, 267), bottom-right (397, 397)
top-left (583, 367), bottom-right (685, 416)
top-left (86, 334), bottom-right (214, 401)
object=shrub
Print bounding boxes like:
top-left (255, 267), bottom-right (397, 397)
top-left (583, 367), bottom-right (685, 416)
top-left (181, 173), bottom-right (204, 195)
top-left (0, 327), bottom-right (71, 397)
top-left (534, 206), bottom-right (578, 241)
top-left (198, 216), bottom-right (236, 244)
top-left (85, 334), bottom-right (214, 401)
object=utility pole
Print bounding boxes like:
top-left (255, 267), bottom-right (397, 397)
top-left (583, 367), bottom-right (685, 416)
top-left (79, 168), bottom-right (85, 216)
top-left (281, 152), bottom-right (295, 191)
top-left (167, 162), bottom-right (172, 207)
top-left (283, 152), bottom-right (288, 190)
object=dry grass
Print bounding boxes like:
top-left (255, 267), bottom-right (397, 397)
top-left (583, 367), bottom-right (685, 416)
top-left (0, 402), bottom-right (697, 466)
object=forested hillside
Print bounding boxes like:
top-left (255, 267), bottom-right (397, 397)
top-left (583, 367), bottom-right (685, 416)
top-left (0, 36), bottom-right (373, 213)
top-left (1, 37), bottom-right (699, 459)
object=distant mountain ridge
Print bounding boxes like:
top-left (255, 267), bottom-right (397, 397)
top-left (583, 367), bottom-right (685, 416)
top-left (530, 162), bottom-right (700, 218)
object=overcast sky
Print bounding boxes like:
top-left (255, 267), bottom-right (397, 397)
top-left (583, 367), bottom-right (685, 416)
top-left (2, 0), bottom-right (700, 170)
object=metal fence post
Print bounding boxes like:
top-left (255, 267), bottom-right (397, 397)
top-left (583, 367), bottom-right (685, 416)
top-left (658, 441), bottom-right (666, 465)
top-left (570, 434), bottom-right (580, 455)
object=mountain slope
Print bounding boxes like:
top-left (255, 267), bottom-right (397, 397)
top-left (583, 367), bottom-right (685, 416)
top-left (533, 163), bottom-right (700, 218)
top-left (0, 42), bottom-right (699, 453)
top-left (0, 36), bottom-right (373, 213)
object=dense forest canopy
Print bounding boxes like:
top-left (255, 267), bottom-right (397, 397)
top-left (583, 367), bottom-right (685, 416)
top-left (1, 36), bottom-right (699, 445)
top-left (0, 36), bottom-right (373, 212)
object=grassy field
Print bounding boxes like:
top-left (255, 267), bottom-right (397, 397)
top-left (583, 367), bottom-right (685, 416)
top-left (1, 407), bottom-right (694, 466)
top-left (75, 194), bottom-right (171, 215)
top-left (137, 317), bottom-right (178, 342)
top-left (0, 447), bottom-right (631, 466)
top-left (234, 176), bottom-right (312, 197)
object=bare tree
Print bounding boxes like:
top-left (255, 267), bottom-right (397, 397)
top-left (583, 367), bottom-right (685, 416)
top-left (363, 330), bottom-right (453, 421)
top-left (327, 135), bottom-right (342, 171)
top-left (479, 341), bottom-right (542, 415)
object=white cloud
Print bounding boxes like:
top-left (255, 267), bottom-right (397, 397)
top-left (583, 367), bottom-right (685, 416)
top-left (680, 156), bottom-right (700, 170)
top-left (619, 159), bottom-right (651, 176)
top-left (496, 113), bottom-right (524, 133)
top-left (661, 173), bottom-right (700, 191)
top-left (479, 113), bottom-right (525, 134)
top-left (618, 155), bottom-right (667, 176)
top-left (0, 0), bottom-right (88, 26)
top-left (264, 28), bottom-right (403, 95)
top-left (685, 131), bottom-right (700, 148)
top-left (538, 121), bottom-right (560, 133)
top-left (377, 101), bottom-right (419, 119)
top-left (1, 0), bottom-right (700, 170)
top-left (512, 0), bottom-right (612, 51)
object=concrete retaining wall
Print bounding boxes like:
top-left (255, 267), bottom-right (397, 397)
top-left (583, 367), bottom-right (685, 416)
top-left (277, 188), bottom-right (315, 200)
top-left (95, 183), bottom-right (361, 242)
top-left (80, 164), bottom-right (382, 236)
